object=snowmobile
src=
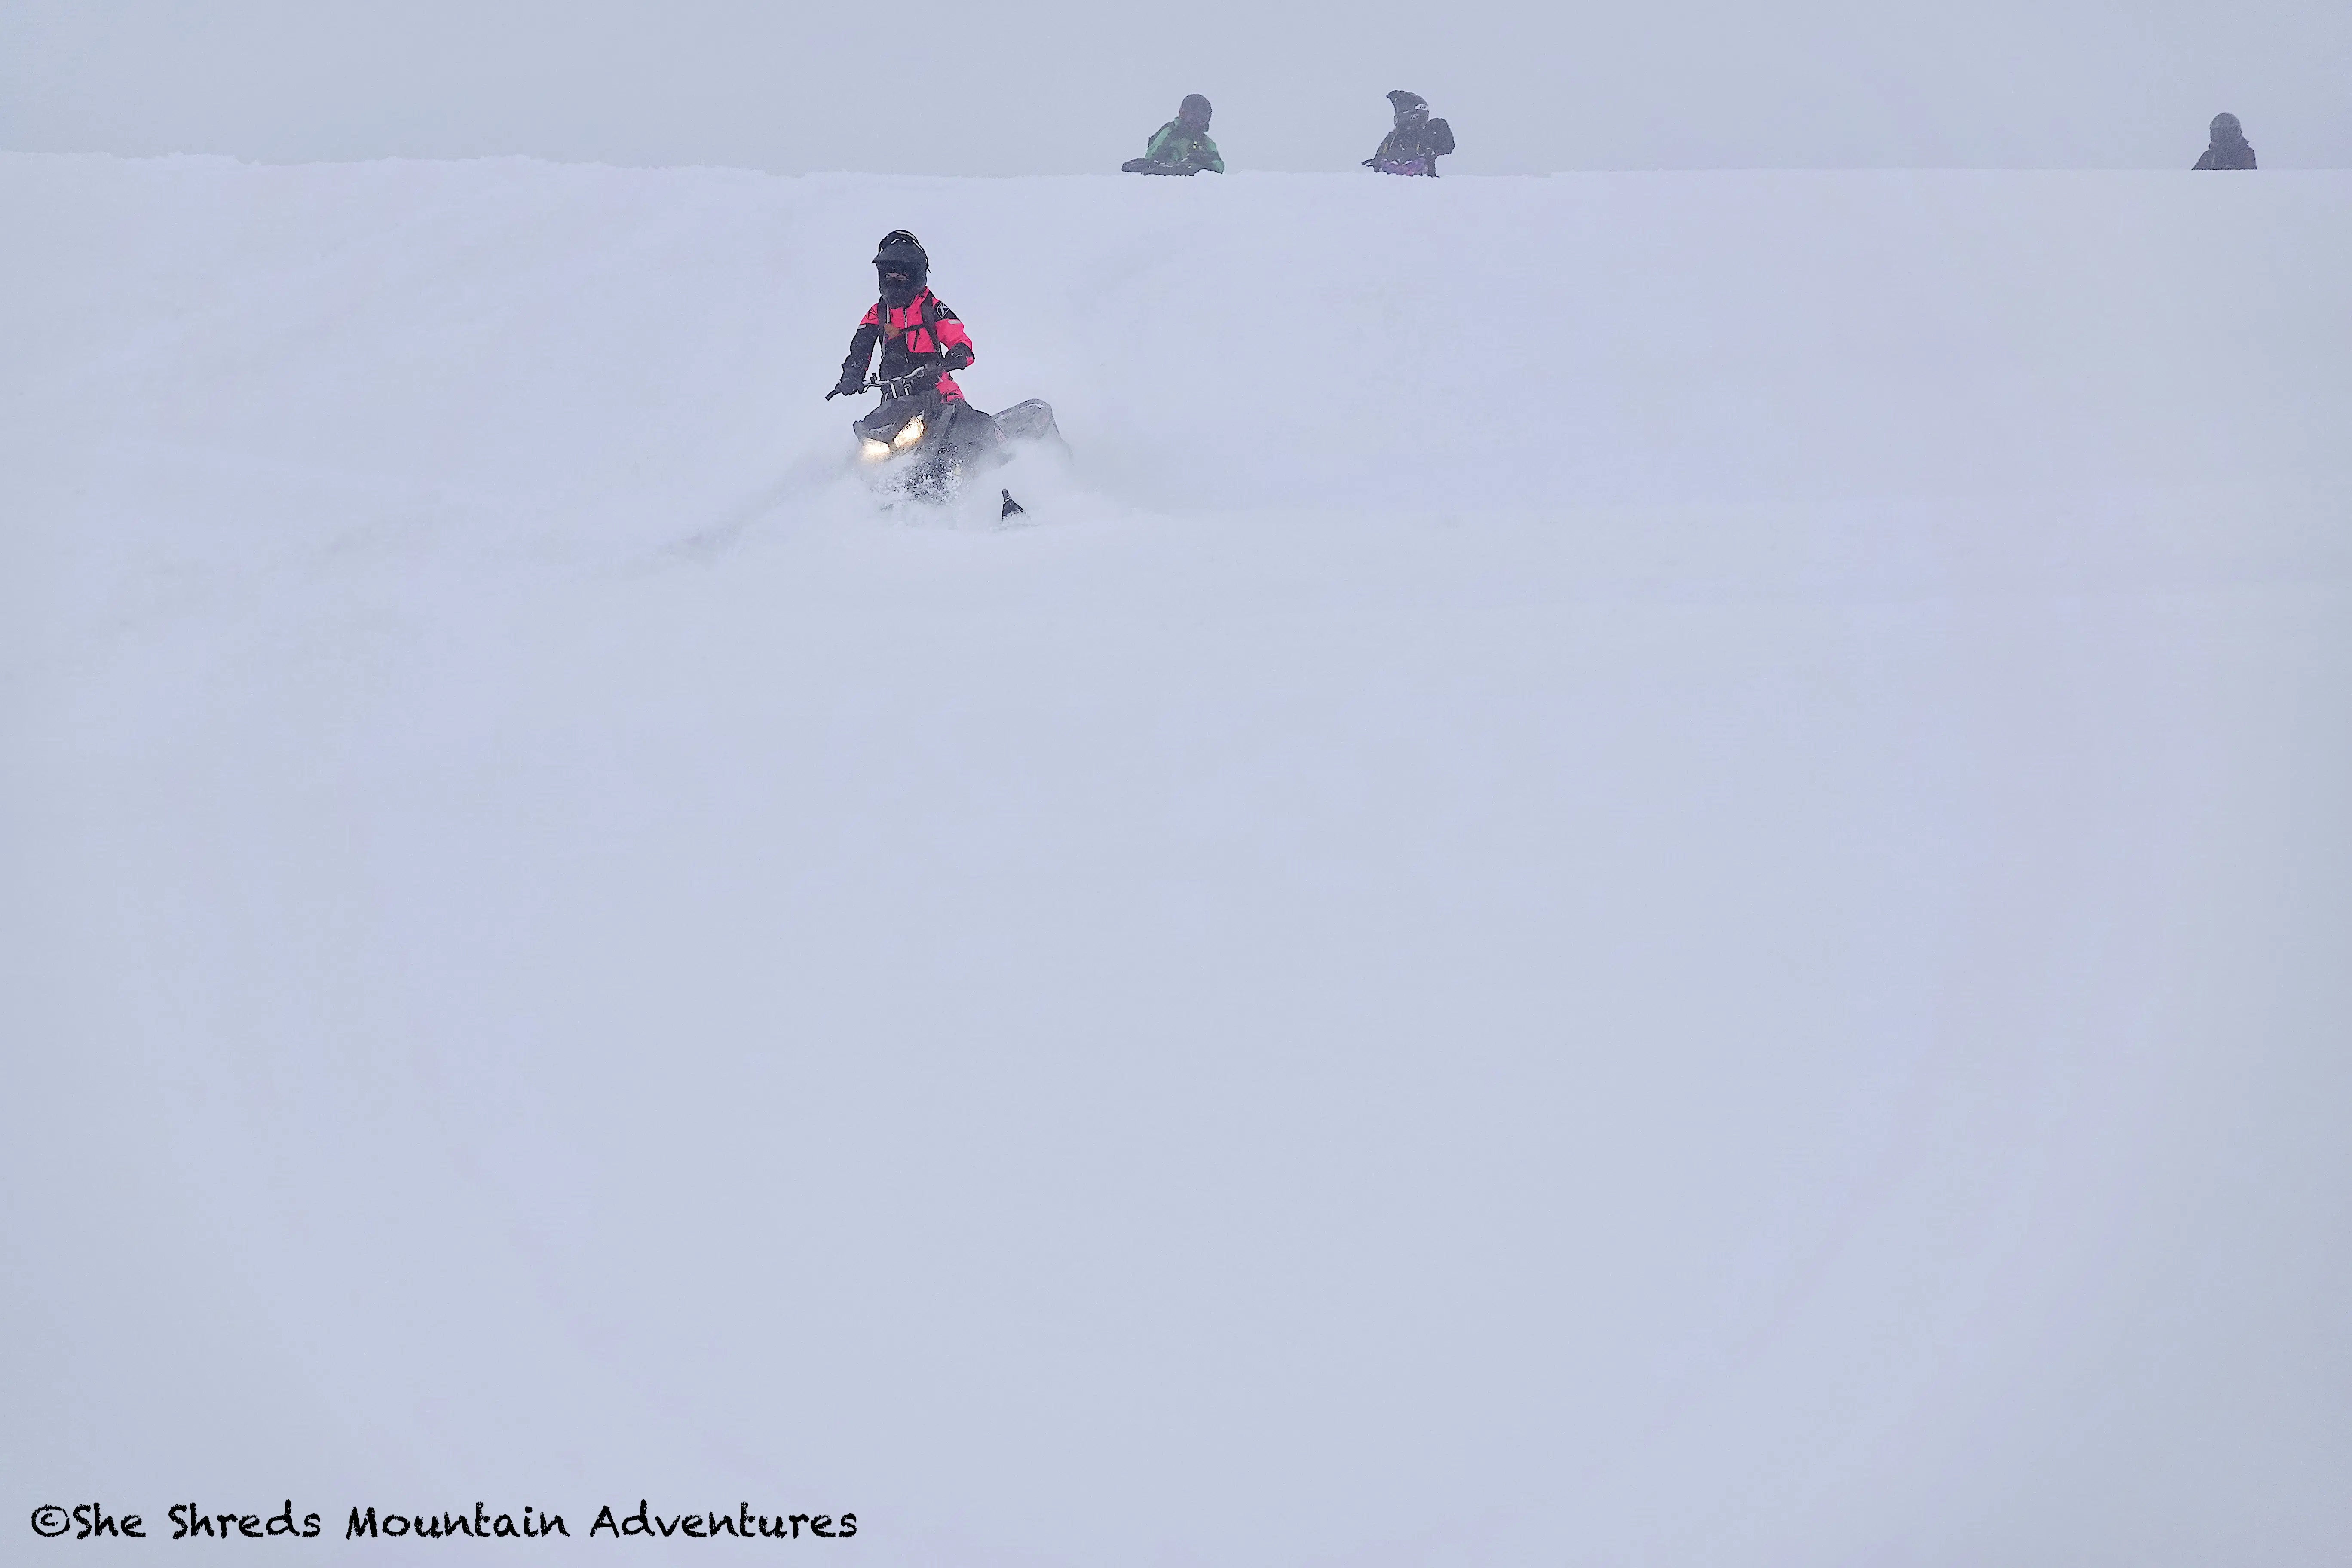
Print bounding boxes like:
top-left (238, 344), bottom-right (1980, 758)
top-left (846, 368), bottom-right (1062, 518)
top-left (1121, 158), bottom-right (1207, 177)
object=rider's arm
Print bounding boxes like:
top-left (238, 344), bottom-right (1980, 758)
top-left (840, 306), bottom-right (882, 380)
top-left (1194, 134), bottom-right (1225, 173)
top-left (933, 308), bottom-right (975, 372)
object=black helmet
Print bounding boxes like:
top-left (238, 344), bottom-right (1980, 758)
top-left (873, 229), bottom-right (928, 300)
top-left (1387, 89), bottom-right (1428, 120)
top-left (2210, 111), bottom-right (2244, 140)
top-left (1179, 93), bottom-right (1212, 127)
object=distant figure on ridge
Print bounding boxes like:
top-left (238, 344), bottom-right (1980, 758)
top-left (1365, 90), bottom-right (1454, 177)
top-left (1123, 95), bottom-right (1225, 177)
top-left (2194, 113), bottom-right (2257, 169)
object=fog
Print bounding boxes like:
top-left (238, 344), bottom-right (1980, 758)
top-left (6, 3), bottom-right (2351, 1560)
top-left (3, 0), bottom-right (2347, 173)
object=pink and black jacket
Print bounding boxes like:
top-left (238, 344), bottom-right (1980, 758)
top-left (839, 289), bottom-right (976, 402)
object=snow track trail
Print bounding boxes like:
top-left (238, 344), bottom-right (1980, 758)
top-left (5, 156), bottom-right (2351, 1567)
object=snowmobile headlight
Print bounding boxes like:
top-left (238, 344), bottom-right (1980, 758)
top-left (891, 414), bottom-right (925, 450)
top-left (860, 438), bottom-right (891, 462)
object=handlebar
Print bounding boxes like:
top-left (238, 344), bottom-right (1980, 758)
top-left (827, 365), bottom-right (956, 401)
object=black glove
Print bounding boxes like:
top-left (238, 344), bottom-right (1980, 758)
top-left (827, 368), bottom-right (864, 400)
top-left (904, 361), bottom-right (944, 391)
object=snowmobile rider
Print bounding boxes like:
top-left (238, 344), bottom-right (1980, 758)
top-left (1365, 90), bottom-right (1454, 176)
top-left (1122, 94), bottom-right (1225, 176)
top-left (828, 229), bottom-right (1020, 511)
top-left (828, 230), bottom-right (980, 406)
top-left (2194, 112), bottom-right (2257, 169)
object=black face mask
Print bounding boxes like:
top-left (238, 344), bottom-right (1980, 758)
top-left (877, 266), bottom-right (922, 306)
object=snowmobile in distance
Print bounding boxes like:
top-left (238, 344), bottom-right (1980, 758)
top-left (844, 368), bottom-right (1062, 518)
top-left (1365, 90), bottom-right (1454, 177)
top-left (1122, 93), bottom-right (1224, 177)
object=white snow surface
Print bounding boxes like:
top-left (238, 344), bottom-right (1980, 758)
top-left (4, 156), bottom-right (2351, 1564)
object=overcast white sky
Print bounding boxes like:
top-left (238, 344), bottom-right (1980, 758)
top-left (2, 0), bottom-right (2346, 174)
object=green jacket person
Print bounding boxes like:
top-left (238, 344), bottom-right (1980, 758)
top-left (1123, 94), bottom-right (1225, 176)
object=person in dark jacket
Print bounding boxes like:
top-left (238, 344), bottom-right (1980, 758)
top-left (2194, 112), bottom-right (2257, 169)
top-left (1124, 94), bottom-right (1225, 176)
top-left (829, 230), bottom-right (1005, 472)
top-left (1365, 90), bottom-right (1454, 176)
top-left (830, 230), bottom-right (978, 404)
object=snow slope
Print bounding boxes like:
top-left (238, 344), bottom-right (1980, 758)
top-left (4, 156), bottom-right (2350, 1565)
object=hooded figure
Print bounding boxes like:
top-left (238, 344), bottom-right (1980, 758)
top-left (831, 230), bottom-right (978, 404)
top-left (2193, 112), bottom-right (2257, 170)
top-left (1124, 93), bottom-right (1225, 176)
top-left (1366, 90), bottom-right (1454, 177)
